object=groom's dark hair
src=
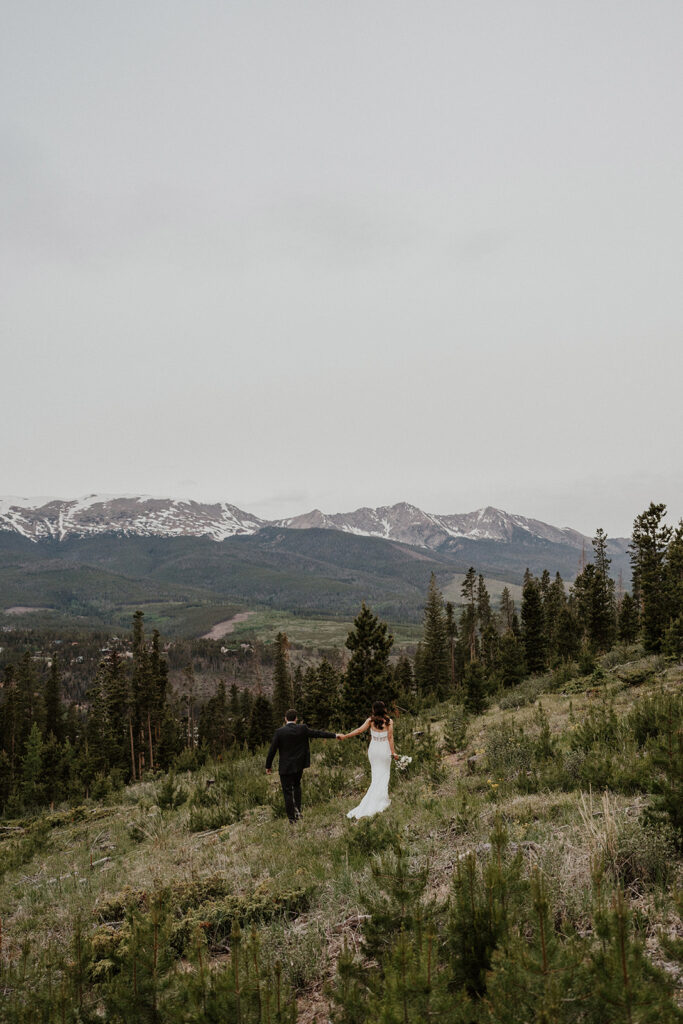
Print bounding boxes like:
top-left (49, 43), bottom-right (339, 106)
top-left (285, 709), bottom-right (298, 722)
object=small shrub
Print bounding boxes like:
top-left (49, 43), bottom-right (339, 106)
top-left (570, 701), bottom-right (621, 752)
top-left (442, 704), bottom-right (468, 753)
top-left (346, 814), bottom-right (399, 860)
top-left (485, 720), bottom-right (535, 779)
top-left (156, 773), bottom-right (188, 811)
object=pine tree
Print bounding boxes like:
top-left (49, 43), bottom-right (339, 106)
top-left (617, 592), bottom-right (639, 643)
top-left (461, 568), bottom-right (478, 662)
top-left (543, 572), bottom-right (567, 663)
top-left (43, 655), bottom-right (64, 742)
top-left (498, 630), bottom-right (526, 688)
top-left (101, 650), bottom-right (133, 779)
top-left (340, 604), bottom-right (393, 727)
top-left (629, 502), bottom-right (673, 652)
top-left (291, 664), bottom-right (304, 707)
top-left (447, 819), bottom-right (526, 997)
top-left (463, 661), bottom-right (487, 714)
top-left (247, 693), bottom-right (274, 751)
top-left (0, 665), bottom-right (20, 774)
top-left (0, 749), bottom-right (11, 813)
top-left (665, 519), bottom-right (683, 626)
top-left (416, 574), bottom-right (450, 700)
top-left (587, 889), bottom-right (680, 1022)
top-left (301, 658), bottom-right (339, 729)
top-left (394, 654), bottom-right (416, 709)
top-left (21, 722), bottom-right (44, 809)
top-left (499, 587), bottom-right (515, 631)
top-left (271, 633), bottom-right (293, 724)
top-left (573, 562), bottom-right (597, 642)
top-left (485, 869), bottom-right (584, 1023)
top-left (477, 575), bottom-right (492, 630)
top-left (198, 681), bottom-right (235, 755)
top-left (445, 601), bottom-right (458, 691)
top-left (521, 572), bottom-right (546, 674)
top-left (555, 605), bottom-right (581, 662)
top-left (480, 622), bottom-right (500, 677)
top-left (16, 651), bottom-right (39, 750)
top-left (590, 528), bottom-right (617, 651)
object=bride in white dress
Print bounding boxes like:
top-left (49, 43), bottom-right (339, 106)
top-left (341, 701), bottom-right (398, 819)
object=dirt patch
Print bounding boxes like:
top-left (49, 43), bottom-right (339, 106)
top-left (4, 606), bottom-right (53, 615)
top-left (201, 611), bottom-right (255, 640)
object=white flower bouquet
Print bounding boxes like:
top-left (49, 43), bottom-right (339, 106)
top-left (395, 754), bottom-right (412, 772)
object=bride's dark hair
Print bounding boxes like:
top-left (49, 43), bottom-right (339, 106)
top-left (371, 701), bottom-right (390, 729)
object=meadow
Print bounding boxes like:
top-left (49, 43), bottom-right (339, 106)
top-left (0, 644), bottom-right (681, 1021)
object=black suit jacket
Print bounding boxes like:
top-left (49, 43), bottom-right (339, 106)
top-left (265, 722), bottom-right (336, 775)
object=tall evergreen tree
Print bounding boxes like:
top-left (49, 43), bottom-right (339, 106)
top-left (665, 520), bottom-right (683, 624)
top-left (291, 664), bottom-right (304, 707)
top-left (445, 601), bottom-right (458, 692)
top-left (461, 567), bottom-right (478, 662)
top-left (476, 575), bottom-right (492, 630)
top-left (498, 631), bottom-right (526, 688)
top-left (21, 721), bottom-right (44, 809)
top-left (271, 632), bottom-right (294, 723)
top-left (16, 651), bottom-right (39, 750)
top-left (590, 528), bottom-right (617, 651)
top-left (629, 502), bottom-right (673, 652)
top-left (100, 650), bottom-right (132, 777)
top-left (340, 604), bottom-right (393, 727)
top-left (617, 592), bottom-right (639, 644)
top-left (198, 681), bottom-right (234, 755)
top-left (247, 692), bottom-right (274, 750)
top-left (555, 605), bottom-right (581, 662)
top-left (543, 573), bottom-right (567, 663)
top-left (0, 665), bottom-right (20, 774)
top-left (416, 574), bottom-right (450, 700)
top-left (394, 654), bottom-right (415, 708)
top-left (499, 587), bottom-right (515, 631)
top-left (301, 659), bottom-right (339, 729)
top-left (43, 655), bottom-right (64, 742)
top-left (521, 573), bottom-right (546, 674)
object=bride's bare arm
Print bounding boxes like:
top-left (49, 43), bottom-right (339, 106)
top-left (341, 718), bottom-right (371, 740)
top-left (388, 720), bottom-right (397, 759)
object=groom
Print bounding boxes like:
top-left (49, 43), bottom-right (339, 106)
top-left (265, 709), bottom-right (341, 823)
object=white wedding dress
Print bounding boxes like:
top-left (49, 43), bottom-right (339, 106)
top-left (347, 728), bottom-right (392, 819)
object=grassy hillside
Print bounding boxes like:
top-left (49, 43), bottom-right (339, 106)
top-left (1, 648), bottom-right (681, 1021)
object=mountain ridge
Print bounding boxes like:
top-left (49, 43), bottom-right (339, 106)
top-left (0, 494), bottom-right (628, 554)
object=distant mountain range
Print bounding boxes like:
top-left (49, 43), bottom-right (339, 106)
top-left (0, 496), bottom-right (632, 633)
top-left (0, 494), bottom-right (625, 558)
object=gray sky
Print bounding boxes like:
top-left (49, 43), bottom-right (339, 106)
top-left (2, 1), bottom-right (681, 538)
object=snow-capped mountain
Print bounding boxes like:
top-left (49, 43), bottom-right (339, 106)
top-left (0, 495), bottom-right (265, 542)
top-left (277, 502), bottom-right (590, 550)
top-left (0, 495), bottom-right (623, 555)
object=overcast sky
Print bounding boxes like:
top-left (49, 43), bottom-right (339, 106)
top-left (1, 1), bottom-right (681, 538)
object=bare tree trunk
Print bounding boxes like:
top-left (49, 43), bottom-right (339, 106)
top-left (147, 711), bottom-right (154, 771)
top-left (129, 717), bottom-right (136, 781)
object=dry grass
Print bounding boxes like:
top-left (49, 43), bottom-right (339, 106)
top-left (1, 653), bottom-right (681, 1017)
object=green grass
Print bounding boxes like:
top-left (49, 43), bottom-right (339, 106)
top-left (221, 609), bottom-right (424, 648)
top-left (1, 650), bottom-right (681, 1020)
top-left (222, 606), bottom-right (423, 647)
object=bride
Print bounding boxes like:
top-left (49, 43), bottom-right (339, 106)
top-left (340, 701), bottom-right (398, 819)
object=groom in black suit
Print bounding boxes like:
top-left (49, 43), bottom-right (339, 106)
top-left (265, 709), bottom-right (340, 823)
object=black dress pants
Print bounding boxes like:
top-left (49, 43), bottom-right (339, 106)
top-left (279, 771), bottom-right (303, 822)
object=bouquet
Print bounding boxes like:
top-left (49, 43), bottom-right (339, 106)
top-left (395, 754), bottom-right (412, 772)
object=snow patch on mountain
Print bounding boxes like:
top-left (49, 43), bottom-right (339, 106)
top-left (0, 494), bottom-right (627, 554)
